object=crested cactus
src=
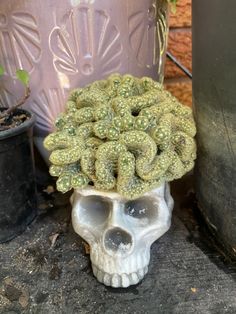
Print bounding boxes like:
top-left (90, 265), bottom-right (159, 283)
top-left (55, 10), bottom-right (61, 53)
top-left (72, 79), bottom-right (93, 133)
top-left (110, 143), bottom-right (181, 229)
top-left (44, 74), bottom-right (196, 199)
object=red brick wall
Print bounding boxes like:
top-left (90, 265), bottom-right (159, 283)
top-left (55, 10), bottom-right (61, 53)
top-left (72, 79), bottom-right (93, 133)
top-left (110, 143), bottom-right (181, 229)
top-left (164, 0), bottom-right (192, 106)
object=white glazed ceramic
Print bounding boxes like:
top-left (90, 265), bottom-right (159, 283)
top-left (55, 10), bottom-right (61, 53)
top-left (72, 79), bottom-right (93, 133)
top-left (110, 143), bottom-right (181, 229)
top-left (71, 183), bottom-right (174, 288)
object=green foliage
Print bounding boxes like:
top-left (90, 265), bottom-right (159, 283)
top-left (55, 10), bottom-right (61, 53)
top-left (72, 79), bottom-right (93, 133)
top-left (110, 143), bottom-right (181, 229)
top-left (167, 0), bottom-right (178, 13)
top-left (16, 69), bottom-right (29, 86)
top-left (44, 74), bottom-right (196, 199)
top-left (0, 66), bottom-right (29, 85)
top-left (0, 66), bottom-right (30, 119)
top-left (0, 65), bottom-right (4, 76)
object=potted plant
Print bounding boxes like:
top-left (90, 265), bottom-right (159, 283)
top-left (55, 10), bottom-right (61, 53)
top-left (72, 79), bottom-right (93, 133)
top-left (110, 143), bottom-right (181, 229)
top-left (0, 66), bottom-right (37, 243)
top-left (44, 73), bottom-right (196, 287)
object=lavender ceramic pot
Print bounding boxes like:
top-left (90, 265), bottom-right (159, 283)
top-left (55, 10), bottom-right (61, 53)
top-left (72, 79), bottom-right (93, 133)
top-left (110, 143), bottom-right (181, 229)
top-left (0, 0), bottom-right (168, 160)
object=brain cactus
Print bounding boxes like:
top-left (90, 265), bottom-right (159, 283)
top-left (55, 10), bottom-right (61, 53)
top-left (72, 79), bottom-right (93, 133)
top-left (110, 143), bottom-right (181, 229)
top-left (44, 74), bottom-right (196, 199)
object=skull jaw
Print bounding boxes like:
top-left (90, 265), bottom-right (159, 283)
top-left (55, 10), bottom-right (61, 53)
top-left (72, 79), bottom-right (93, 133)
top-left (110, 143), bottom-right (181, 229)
top-left (90, 245), bottom-right (151, 288)
top-left (92, 263), bottom-right (149, 288)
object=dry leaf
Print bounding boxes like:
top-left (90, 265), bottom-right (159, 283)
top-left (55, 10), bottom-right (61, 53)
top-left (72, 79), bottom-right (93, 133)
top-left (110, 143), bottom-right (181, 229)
top-left (43, 185), bottom-right (55, 195)
top-left (19, 291), bottom-right (29, 308)
top-left (82, 241), bottom-right (90, 254)
top-left (191, 287), bottom-right (197, 293)
top-left (0, 294), bottom-right (11, 307)
top-left (4, 277), bottom-right (13, 285)
top-left (49, 233), bottom-right (60, 248)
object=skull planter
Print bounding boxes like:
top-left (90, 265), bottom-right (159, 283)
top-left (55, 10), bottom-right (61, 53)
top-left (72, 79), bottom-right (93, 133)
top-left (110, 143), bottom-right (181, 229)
top-left (71, 183), bottom-right (173, 287)
top-left (44, 75), bottom-right (197, 288)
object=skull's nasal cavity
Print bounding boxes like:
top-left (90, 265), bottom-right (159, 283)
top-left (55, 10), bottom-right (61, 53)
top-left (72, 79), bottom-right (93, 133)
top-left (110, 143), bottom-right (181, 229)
top-left (104, 227), bottom-right (133, 253)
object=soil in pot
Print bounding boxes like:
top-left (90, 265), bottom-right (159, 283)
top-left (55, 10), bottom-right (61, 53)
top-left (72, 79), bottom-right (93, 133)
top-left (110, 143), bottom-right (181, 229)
top-left (0, 110), bottom-right (30, 132)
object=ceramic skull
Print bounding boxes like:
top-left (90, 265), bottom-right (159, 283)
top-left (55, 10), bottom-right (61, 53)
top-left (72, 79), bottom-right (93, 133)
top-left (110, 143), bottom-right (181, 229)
top-left (71, 183), bottom-right (174, 288)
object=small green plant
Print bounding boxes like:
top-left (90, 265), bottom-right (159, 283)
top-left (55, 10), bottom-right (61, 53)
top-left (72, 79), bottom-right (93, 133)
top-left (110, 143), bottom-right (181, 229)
top-left (0, 65), bottom-right (30, 120)
top-left (167, 0), bottom-right (178, 13)
top-left (44, 74), bottom-right (196, 200)
top-left (0, 65), bottom-right (4, 76)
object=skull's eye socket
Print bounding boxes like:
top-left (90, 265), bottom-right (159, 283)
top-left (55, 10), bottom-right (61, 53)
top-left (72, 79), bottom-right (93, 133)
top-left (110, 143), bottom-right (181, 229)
top-left (124, 197), bottom-right (157, 220)
top-left (78, 195), bottom-right (111, 225)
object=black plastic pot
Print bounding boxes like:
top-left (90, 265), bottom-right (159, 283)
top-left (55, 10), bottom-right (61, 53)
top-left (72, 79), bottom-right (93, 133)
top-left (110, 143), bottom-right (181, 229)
top-left (0, 109), bottom-right (37, 243)
top-left (192, 0), bottom-right (236, 257)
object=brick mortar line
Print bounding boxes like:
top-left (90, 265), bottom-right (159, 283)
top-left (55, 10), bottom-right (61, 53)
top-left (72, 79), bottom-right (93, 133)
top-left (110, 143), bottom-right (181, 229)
top-left (169, 27), bottom-right (192, 32)
top-left (164, 77), bottom-right (192, 84)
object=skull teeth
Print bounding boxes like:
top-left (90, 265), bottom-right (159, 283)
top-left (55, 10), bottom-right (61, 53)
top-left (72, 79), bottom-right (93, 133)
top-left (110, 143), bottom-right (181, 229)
top-left (103, 273), bottom-right (111, 286)
top-left (112, 274), bottom-right (120, 287)
top-left (92, 264), bottom-right (148, 288)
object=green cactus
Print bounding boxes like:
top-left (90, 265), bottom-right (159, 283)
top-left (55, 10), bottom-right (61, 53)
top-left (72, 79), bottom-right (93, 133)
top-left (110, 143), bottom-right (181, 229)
top-left (44, 74), bottom-right (196, 199)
